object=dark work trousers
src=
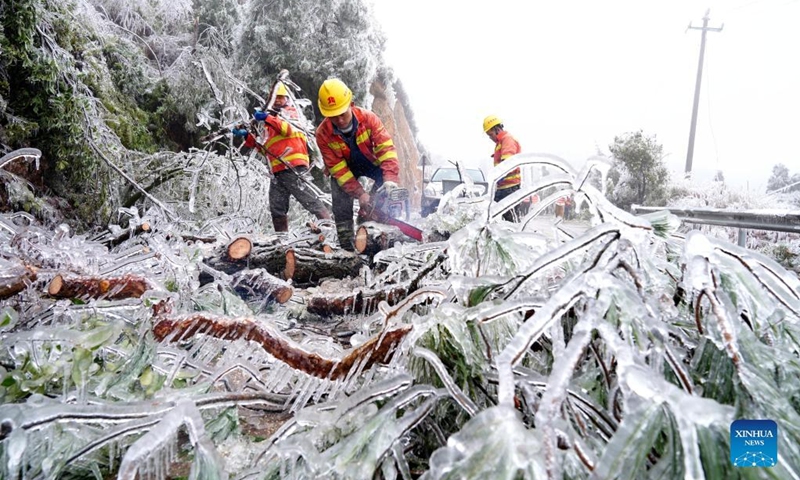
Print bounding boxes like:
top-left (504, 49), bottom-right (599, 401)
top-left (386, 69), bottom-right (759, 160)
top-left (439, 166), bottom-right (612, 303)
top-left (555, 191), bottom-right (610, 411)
top-left (494, 185), bottom-right (521, 222)
top-left (330, 159), bottom-right (385, 250)
top-left (269, 167), bottom-right (329, 230)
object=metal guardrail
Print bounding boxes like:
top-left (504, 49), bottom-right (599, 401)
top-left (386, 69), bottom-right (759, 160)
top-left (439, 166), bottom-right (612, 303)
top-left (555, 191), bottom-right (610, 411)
top-left (631, 205), bottom-right (800, 247)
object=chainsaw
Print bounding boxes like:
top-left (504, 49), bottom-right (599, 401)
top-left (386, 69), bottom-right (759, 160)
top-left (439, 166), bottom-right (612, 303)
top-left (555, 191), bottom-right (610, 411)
top-left (358, 187), bottom-right (423, 241)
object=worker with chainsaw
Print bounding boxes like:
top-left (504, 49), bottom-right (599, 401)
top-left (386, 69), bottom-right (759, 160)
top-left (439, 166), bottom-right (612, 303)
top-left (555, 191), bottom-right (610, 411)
top-left (233, 81), bottom-right (331, 233)
top-left (483, 115), bottom-right (522, 222)
top-left (315, 78), bottom-right (402, 251)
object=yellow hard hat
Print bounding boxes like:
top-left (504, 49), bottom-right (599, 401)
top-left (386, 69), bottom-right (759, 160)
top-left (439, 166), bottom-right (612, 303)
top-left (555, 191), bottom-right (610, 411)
top-left (318, 78), bottom-right (353, 117)
top-left (275, 82), bottom-right (289, 96)
top-left (483, 115), bottom-right (502, 133)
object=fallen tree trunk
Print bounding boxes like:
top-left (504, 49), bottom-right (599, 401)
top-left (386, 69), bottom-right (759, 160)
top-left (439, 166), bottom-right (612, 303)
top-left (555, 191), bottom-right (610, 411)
top-left (152, 313), bottom-right (411, 380)
top-left (284, 247), bottom-right (364, 286)
top-left (0, 260), bottom-right (38, 299)
top-left (47, 273), bottom-right (150, 300)
top-left (355, 222), bottom-right (408, 256)
top-left (306, 282), bottom-right (411, 316)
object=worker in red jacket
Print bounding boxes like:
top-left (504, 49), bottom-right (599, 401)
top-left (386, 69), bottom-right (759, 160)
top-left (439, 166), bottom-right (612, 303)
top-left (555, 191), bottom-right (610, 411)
top-left (315, 78), bottom-right (401, 250)
top-left (232, 82), bottom-right (331, 232)
top-left (484, 115), bottom-right (522, 222)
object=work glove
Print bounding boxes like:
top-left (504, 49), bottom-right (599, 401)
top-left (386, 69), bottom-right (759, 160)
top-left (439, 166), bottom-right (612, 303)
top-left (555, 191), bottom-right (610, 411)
top-left (378, 181), bottom-right (400, 195)
top-left (253, 111), bottom-right (268, 121)
top-left (231, 128), bottom-right (248, 137)
top-left (358, 192), bottom-right (373, 213)
top-left (358, 192), bottom-right (375, 220)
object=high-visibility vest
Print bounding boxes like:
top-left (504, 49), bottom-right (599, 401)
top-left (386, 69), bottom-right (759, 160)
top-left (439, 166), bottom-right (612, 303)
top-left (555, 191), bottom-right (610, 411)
top-left (244, 115), bottom-right (309, 173)
top-left (316, 106), bottom-right (400, 197)
top-left (493, 131), bottom-right (521, 190)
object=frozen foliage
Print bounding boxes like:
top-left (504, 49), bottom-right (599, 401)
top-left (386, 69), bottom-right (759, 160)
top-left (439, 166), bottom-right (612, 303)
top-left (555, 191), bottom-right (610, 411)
top-left (667, 177), bottom-right (800, 273)
top-left (3, 151), bottom-right (800, 479)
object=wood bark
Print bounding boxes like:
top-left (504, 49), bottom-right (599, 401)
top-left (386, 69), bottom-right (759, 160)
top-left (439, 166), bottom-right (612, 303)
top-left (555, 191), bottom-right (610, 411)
top-left (47, 273), bottom-right (150, 300)
top-left (0, 261), bottom-right (38, 299)
top-left (355, 222), bottom-right (408, 256)
top-left (152, 313), bottom-right (411, 380)
top-left (306, 282), bottom-right (411, 316)
top-left (284, 247), bottom-right (364, 286)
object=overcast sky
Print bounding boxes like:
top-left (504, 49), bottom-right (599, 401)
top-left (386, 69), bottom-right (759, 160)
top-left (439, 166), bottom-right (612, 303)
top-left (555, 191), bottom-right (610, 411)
top-left (371, 0), bottom-right (800, 191)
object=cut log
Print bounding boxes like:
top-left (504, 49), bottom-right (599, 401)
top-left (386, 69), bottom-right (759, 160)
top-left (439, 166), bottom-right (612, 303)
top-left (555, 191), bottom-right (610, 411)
top-left (0, 260), bottom-right (38, 299)
top-left (47, 273), bottom-right (150, 300)
top-left (230, 268), bottom-right (293, 304)
top-left (227, 237), bottom-right (253, 260)
top-left (355, 222), bottom-right (409, 255)
top-left (284, 247), bottom-right (364, 286)
top-left (202, 243), bottom-right (287, 283)
top-left (152, 314), bottom-right (411, 380)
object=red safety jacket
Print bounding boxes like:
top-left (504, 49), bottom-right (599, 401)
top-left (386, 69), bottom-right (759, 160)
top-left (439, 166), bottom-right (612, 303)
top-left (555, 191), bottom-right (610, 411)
top-left (316, 106), bottom-right (400, 198)
top-left (244, 114), bottom-right (309, 173)
top-left (493, 130), bottom-right (521, 190)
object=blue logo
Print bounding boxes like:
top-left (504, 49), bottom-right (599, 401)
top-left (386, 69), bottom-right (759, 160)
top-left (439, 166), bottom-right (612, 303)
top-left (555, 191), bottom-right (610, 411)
top-left (730, 419), bottom-right (778, 467)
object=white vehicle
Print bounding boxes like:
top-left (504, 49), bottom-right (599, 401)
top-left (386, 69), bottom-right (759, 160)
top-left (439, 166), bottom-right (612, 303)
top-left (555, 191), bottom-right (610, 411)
top-left (421, 167), bottom-right (487, 217)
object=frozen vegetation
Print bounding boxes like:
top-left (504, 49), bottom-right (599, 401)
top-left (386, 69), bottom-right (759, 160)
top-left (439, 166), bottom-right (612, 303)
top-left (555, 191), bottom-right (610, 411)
top-left (2, 0), bottom-right (800, 478)
top-left (1, 152), bottom-right (800, 480)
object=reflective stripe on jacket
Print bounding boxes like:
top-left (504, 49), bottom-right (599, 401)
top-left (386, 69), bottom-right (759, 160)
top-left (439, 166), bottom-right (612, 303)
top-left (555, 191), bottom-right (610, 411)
top-left (244, 115), bottom-right (309, 173)
top-left (316, 106), bottom-right (400, 198)
top-left (493, 130), bottom-right (521, 190)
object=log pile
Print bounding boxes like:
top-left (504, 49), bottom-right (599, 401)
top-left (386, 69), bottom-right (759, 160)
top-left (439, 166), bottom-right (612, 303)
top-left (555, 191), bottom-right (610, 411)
top-left (201, 235), bottom-right (365, 288)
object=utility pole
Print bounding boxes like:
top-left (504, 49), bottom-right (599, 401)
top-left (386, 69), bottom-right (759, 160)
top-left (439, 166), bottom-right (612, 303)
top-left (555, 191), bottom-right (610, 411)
top-left (684, 9), bottom-right (723, 178)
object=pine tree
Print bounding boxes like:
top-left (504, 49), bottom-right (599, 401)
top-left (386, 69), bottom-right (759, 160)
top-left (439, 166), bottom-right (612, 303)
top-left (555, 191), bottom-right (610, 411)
top-left (607, 130), bottom-right (669, 210)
